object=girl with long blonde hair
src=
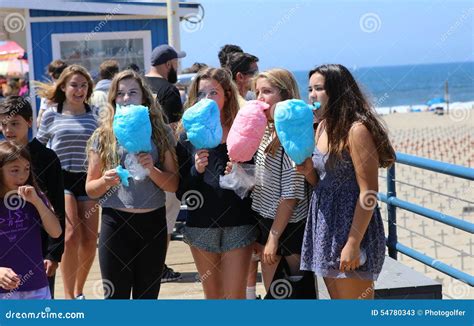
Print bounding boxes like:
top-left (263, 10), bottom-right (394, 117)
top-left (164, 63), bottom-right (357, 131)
top-left (248, 68), bottom-right (312, 295)
top-left (85, 70), bottom-right (178, 299)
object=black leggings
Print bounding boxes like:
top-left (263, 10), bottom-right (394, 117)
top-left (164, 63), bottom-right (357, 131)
top-left (99, 207), bottom-right (168, 299)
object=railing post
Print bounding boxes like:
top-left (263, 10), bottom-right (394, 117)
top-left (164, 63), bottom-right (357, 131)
top-left (387, 164), bottom-right (398, 259)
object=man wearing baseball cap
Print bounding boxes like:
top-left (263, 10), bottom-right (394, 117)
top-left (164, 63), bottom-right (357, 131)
top-left (146, 44), bottom-right (186, 126)
top-left (145, 44), bottom-right (185, 284)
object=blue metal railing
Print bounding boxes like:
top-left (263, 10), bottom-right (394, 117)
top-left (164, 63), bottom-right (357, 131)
top-left (379, 152), bottom-right (474, 287)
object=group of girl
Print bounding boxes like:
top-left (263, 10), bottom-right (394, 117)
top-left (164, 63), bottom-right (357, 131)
top-left (0, 60), bottom-right (394, 300)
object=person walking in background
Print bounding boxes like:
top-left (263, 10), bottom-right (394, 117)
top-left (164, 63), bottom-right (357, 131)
top-left (36, 65), bottom-right (99, 300)
top-left (145, 44), bottom-right (186, 283)
top-left (218, 44), bottom-right (243, 68)
top-left (224, 52), bottom-right (259, 107)
top-left (0, 96), bottom-right (65, 299)
top-left (36, 60), bottom-right (68, 126)
top-left (90, 60), bottom-right (119, 115)
top-left (298, 64), bottom-right (395, 299)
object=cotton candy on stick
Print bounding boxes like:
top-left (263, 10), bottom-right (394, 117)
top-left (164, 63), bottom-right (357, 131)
top-left (274, 99), bottom-right (315, 165)
top-left (227, 100), bottom-right (269, 162)
top-left (182, 99), bottom-right (223, 149)
top-left (112, 104), bottom-right (153, 183)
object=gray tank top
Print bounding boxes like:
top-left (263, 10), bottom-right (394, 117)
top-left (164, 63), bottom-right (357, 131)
top-left (92, 128), bottom-right (176, 209)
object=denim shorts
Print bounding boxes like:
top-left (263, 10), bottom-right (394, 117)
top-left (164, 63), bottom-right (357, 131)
top-left (183, 224), bottom-right (259, 253)
top-left (62, 170), bottom-right (91, 201)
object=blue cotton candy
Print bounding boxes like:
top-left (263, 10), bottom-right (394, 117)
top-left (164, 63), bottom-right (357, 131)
top-left (113, 104), bottom-right (152, 153)
top-left (274, 99), bottom-right (315, 165)
top-left (182, 99), bottom-right (222, 149)
top-left (115, 165), bottom-right (131, 187)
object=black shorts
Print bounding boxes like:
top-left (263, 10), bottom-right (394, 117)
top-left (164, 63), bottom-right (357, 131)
top-left (256, 214), bottom-right (306, 256)
top-left (62, 170), bottom-right (89, 200)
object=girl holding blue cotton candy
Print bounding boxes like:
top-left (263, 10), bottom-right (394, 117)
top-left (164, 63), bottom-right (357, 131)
top-left (246, 68), bottom-right (313, 296)
top-left (176, 67), bottom-right (259, 299)
top-left (85, 70), bottom-right (178, 299)
top-left (297, 64), bottom-right (395, 299)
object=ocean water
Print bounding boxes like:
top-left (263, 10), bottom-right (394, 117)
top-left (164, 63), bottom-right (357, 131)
top-left (293, 61), bottom-right (474, 109)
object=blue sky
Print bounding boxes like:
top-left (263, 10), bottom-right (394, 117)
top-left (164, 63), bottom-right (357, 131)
top-left (180, 0), bottom-right (473, 71)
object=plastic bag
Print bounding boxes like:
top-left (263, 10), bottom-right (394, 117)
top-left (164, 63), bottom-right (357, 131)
top-left (124, 153), bottom-right (149, 181)
top-left (219, 163), bottom-right (256, 199)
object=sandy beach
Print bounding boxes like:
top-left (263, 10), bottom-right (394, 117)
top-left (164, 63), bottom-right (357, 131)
top-left (53, 110), bottom-right (473, 300)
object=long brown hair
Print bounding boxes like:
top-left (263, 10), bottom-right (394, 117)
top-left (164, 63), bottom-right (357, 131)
top-left (178, 67), bottom-right (239, 135)
top-left (309, 64), bottom-right (395, 167)
top-left (87, 70), bottom-right (176, 172)
top-left (0, 141), bottom-right (40, 197)
top-left (252, 68), bottom-right (301, 156)
top-left (35, 64), bottom-right (94, 105)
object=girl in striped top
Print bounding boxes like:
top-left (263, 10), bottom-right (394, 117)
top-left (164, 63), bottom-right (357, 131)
top-left (36, 65), bottom-right (98, 299)
top-left (250, 69), bottom-right (312, 293)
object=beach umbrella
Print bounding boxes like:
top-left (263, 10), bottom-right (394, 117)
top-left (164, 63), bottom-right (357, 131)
top-left (426, 97), bottom-right (445, 106)
top-left (0, 59), bottom-right (29, 76)
top-left (0, 40), bottom-right (25, 60)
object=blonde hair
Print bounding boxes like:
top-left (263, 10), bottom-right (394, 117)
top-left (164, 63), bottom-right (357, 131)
top-left (252, 68), bottom-right (300, 156)
top-left (177, 67), bottom-right (240, 136)
top-left (35, 64), bottom-right (93, 105)
top-left (87, 70), bottom-right (176, 172)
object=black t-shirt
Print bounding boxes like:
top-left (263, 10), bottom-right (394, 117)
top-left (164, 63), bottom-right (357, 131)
top-left (28, 138), bottom-right (65, 262)
top-left (145, 76), bottom-right (183, 124)
top-left (175, 132), bottom-right (256, 228)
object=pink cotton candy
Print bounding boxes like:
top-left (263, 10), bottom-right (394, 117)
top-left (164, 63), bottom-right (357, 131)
top-left (227, 100), bottom-right (269, 162)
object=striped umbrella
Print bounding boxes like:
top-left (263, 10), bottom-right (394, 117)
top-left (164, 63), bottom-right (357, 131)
top-left (0, 59), bottom-right (29, 76)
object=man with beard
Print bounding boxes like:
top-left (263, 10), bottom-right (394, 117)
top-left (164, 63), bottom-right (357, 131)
top-left (146, 44), bottom-right (186, 129)
top-left (145, 44), bottom-right (185, 284)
